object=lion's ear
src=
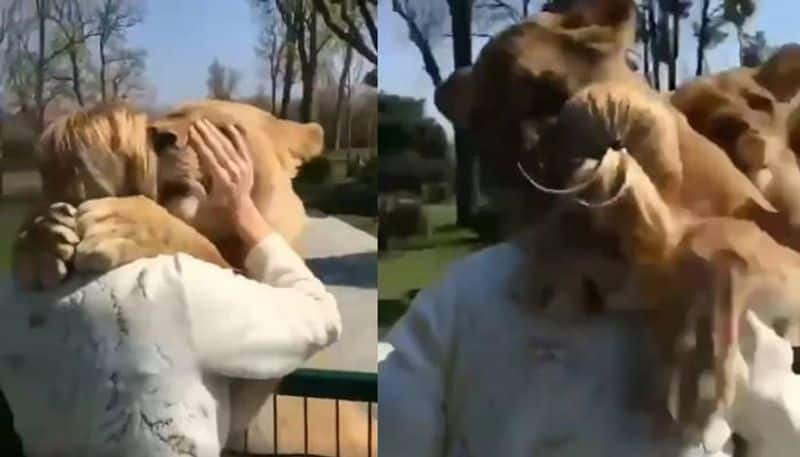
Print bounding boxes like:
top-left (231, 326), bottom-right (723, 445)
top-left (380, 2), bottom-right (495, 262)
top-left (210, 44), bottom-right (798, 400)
top-left (275, 119), bottom-right (324, 177)
top-left (790, 104), bottom-right (800, 155)
top-left (561, 0), bottom-right (638, 52)
top-left (148, 117), bottom-right (190, 150)
top-left (755, 43), bottom-right (800, 103)
top-left (435, 66), bottom-right (475, 129)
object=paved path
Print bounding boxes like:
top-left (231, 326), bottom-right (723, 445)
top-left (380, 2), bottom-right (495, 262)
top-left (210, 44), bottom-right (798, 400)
top-left (1, 170), bottom-right (40, 196)
top-left (298, 215), bottom-right (378, 374)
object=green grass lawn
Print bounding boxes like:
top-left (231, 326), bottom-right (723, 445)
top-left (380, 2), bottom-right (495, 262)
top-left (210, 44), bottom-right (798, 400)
top-left (378, 204), bottom-right (485, 328)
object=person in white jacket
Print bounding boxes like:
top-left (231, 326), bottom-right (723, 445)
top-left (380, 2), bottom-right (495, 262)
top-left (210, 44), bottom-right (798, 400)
top-left (379, 241), bottom-right (800, 457)
top-left (0, 121), bottom-right (341, 457)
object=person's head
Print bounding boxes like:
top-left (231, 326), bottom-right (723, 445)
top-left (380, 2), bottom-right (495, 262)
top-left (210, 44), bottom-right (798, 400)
top-left (37, 103), bottom-right (156, 205)
top-left (435, 0), bottom-right (643, 225)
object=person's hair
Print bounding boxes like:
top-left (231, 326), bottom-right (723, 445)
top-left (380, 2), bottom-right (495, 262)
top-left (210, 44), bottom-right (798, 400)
top-left (36, 103), bottom-right (157, 204)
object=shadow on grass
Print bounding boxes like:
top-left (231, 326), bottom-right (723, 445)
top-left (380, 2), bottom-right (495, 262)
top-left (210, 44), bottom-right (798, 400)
top-left (434, 223), bottom-right (464, 234)
top-left (380, 234), bottom-right (484, 255)
top-left (378, 298), bottom-right (410, 328)
top-left (377, 290), bottom-right (425, 327)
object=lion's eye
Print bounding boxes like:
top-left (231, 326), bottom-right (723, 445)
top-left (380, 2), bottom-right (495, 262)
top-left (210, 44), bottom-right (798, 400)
top-left (711, 114), bottom-right (749, 145)
top-left (742, 91), bottom-right (774, 115)
top-left (151, 132), bottom-right (178, 155)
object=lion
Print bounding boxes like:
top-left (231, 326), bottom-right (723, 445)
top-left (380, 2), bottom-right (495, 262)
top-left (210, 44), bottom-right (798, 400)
top-left (670, 44), bottom-right (800, 243)
top-left (434, 0), bottom-right (775, 318)
top-left (10, 102), bottom-right (375, 456)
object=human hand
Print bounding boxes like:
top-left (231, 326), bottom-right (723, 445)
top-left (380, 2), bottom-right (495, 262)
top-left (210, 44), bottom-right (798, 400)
top-left (723, 311), bottom-right (800, 457)
top-left (189, 119), bottom-right (272, 250)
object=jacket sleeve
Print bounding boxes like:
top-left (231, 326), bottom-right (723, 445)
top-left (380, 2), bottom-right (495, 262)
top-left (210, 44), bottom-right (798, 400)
top-left (379, 275), bottom-right (457, 457)
top-left (174, 233), bottom-right (341, 379)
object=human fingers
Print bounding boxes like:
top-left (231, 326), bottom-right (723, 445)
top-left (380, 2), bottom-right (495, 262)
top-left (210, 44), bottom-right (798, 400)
top-left (198, 119), bottom-right (239, 178)
top-left (189, 123), bottom-right (230, 185)
top-left (224, 124), bottom-right (253, 176)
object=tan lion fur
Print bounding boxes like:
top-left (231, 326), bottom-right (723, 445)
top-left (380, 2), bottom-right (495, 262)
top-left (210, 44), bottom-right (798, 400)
top-left (671, 44), bottom-right (800, 237)
top-left (36, 103), bottom-right (158, 204)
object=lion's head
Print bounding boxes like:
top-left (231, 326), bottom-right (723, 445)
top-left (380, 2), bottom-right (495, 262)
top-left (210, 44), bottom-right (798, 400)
top-left (435, 0), bottom-right (643, 218)
top-left (147, 100), bottom-right (324, 260)
top-left (671, 44), bottom-right (800, 225)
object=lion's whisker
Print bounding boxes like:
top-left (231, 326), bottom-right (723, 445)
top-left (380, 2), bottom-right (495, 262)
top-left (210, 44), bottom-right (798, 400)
top-left (516, 157), bottom-right (603, 196)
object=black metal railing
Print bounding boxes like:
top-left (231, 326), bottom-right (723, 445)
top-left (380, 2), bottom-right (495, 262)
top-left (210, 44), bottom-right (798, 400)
top-left (229, 368), bottom-right (378, 457)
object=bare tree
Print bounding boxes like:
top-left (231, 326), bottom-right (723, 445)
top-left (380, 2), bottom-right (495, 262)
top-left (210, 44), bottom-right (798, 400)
top-left (272, 0), bottom-right (300, 118)
top-left (207, 58), bottom-right (241, 100)
top-left (296, 0), bottom-right (333, 121)
top-left (723, 0), bottom-right (757, 65)
top-left (312, 0), bottom-right (376, 64)
top-left (275, 0), bottom-right (333, 122)
top-left (391, 0), bottom-right (448, 86)
top-left (95, 0), bottom-right (143, 101)
top-left (106, 45), bottom-right (145, 100)
top-left (48, 0), bottom-right (104, 106)
top-left (255, 9), bottom-right (287, 114)
top-left (334, 43), bottom-right (353, 151)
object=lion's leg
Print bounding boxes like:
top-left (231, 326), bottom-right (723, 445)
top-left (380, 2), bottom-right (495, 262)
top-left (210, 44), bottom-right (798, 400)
top-left (75, 196), bottom-right (231, 274)
top-left (711, 255), bottom-right (747, 410)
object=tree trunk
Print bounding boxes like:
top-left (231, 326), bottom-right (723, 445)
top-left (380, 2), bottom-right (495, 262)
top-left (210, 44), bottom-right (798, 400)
top-left (737, 27), bottom-right (745, 66)
top-left (299, 3), bottom-right (318, 123)
top-left (447, 0), bottom-right (475, 226)
top-left (643, 34), bottom-right (652, 86)
top-left (668, 6), bottom-right (679, 90)
top-left (69, 49), bottom-right (85, 106)
top-left (35, 0), bottom-right (47, 127)
top-left (346, 71), bottom-right (353, 158)
top-left (647, 0), bottom-right (660, 91)
top-left (269, 40), bottom-right (281, 114)
top-left (695, 0), bottom-right (711, 76)
top-left (280, 36), bottom-right (296, 118)
top-left (334, 44), bottom-right (353, 152)
top-left (99, 37), bottom-right (108, 101)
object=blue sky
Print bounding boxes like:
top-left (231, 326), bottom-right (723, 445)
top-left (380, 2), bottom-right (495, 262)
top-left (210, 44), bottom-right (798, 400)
top-left (379, 0), bottom-right (800, 136)
top-left (122, 0), bottom-right (798, 110)
top-left (127, 0), bottom-right (264, 105)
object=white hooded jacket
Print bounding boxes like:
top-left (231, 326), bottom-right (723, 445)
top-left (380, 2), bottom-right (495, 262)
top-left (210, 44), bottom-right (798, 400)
top-left (0, 233), bottom-right (341, 457)
top-left (379, 242), bottom-right (800, 457)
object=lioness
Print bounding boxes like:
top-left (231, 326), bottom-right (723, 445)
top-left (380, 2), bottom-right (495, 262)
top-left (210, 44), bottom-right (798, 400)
top-left (671, 44), bottom-right (800, 243)
top-left (11, 102), bottom-right (374, 456)
top-left (430, 0), bottom-right (794, 447)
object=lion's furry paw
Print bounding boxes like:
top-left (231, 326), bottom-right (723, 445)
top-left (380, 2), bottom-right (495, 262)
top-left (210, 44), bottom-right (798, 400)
top-left (12, 202), bottom-right (79, 290)
top-left (74, 196), bottom-right (168, 273)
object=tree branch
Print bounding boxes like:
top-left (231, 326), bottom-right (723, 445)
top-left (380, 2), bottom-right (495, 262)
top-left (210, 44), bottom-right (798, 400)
top-left (391, 0), bottom-right (442, 86)
top-left (474, 0), bottom-right (520, 22)
top-left (312, 0), bottom-right (376, 64)
top-left (355, 0), bottom-right (377, 49)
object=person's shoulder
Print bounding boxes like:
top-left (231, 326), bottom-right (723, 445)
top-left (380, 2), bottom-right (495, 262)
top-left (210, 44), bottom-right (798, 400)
top-left (437, 241), bottom-right (524, 297)
top-left (407, 241), bottom-right (524, 316)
